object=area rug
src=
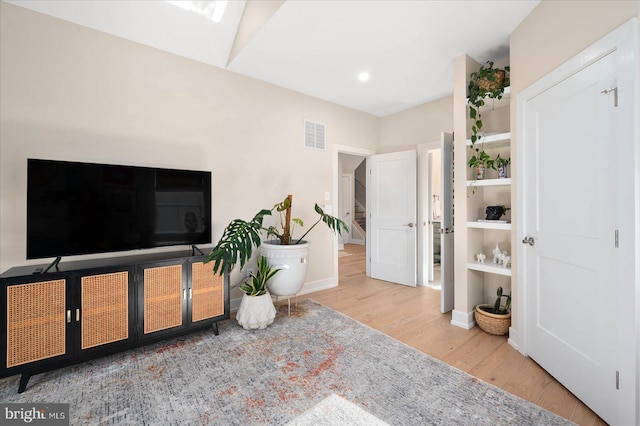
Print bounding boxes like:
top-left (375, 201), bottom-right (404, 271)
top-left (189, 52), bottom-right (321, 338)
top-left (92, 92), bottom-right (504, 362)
top-left (0, 300), bottom-right (571, 425)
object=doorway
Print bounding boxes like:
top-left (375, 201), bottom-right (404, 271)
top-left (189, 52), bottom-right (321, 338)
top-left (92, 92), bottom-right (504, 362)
top-left (421, 144), bottom-right (442, 289)
top-left (334, 145), bottom-right (374, 283)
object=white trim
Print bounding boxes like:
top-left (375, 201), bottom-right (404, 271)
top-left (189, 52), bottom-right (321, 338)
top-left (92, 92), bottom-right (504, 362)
top-left (451, 309), bottom-right (475, 329)
top-left (516, 18), bottom-right (638, 424)
top-left (230, 277), bottom-right (338, 312)
top-left (507, 326), bottom-right (519, 351)
top-left (296, 277), bottom-right (338, 295)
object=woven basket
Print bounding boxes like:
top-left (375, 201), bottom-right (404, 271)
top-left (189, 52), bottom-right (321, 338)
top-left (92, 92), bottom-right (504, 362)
top-left (475, 304), bottom-right (511, 336)
top-left (477, 70), bottom-right (506, 92)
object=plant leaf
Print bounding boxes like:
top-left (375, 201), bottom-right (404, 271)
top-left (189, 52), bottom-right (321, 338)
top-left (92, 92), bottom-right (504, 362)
top-left (203, 209), bottom-right (272, 275)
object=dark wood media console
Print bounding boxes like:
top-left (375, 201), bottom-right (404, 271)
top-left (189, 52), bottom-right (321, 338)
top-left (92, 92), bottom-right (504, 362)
top-left (0, 250), bottom-right (229, 393)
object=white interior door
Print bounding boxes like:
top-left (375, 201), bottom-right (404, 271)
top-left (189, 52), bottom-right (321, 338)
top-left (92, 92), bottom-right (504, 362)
top-left (368, 150), bottom-right (416, 286)
top-left (523, 51), bottom-right (620, 424)
top-left (439, 132), bottom-right (454, 313)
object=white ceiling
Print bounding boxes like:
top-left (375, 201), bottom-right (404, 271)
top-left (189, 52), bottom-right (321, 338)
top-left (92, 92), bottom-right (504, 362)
top-left (6, 0), bottom-right (539, 117)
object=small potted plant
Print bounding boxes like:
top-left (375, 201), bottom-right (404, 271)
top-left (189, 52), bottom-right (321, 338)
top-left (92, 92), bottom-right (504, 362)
top-left (204, 195), bottom-right (348, 297)
top-left (475, 286), bottom-right (511, 335)
top-left (235, 256), bottom-right (279, 330)
top-left (468, 61), bottom-right (510, 146)
top-left (467, 148), bottom-right (494, 180)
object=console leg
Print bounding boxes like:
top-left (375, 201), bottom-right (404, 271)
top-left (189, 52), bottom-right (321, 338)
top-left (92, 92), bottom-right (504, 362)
top-left (212, 322), bottom-right (219, 336)
top-left (18, 373), bottom-right (31, 393)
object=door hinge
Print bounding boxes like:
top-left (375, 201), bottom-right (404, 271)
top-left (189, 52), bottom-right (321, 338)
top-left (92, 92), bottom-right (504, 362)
top-left (601, 87), bottom-right (618, 107)
top-left (615, 230), bottom-right (619, 248)
top-left (616, 370), bottom-right (620, 390)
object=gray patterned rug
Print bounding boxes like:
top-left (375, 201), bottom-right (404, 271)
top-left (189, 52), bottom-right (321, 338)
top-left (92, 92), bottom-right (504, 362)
top-left (0, 300), bottom-right (571, 425)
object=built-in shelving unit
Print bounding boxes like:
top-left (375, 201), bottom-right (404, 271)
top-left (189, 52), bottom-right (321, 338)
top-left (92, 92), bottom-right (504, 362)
top-left (465, 86), bottom-right (512, 308)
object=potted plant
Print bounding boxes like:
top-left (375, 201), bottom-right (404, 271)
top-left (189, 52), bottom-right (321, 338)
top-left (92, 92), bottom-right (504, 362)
top-left (468, 61), bottom-right (510, 146)
top-left (467, 148), bottom-right (494, 180)
top-left (475, 286), bottom-right (511, 335)
top-left (204, 194), bottom-right (348, 298)
top-left (235, 256), bottom-right (279, 330)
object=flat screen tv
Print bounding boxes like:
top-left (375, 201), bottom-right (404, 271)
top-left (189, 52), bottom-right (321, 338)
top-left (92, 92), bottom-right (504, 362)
top-left (27, 159), bottom-right (212, 259)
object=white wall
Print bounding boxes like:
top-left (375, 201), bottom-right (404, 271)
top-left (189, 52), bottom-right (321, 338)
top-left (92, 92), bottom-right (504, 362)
top-left (379, 96), bottom-right (453, 153)
top-left (0, 3), bottom-right (380, 299)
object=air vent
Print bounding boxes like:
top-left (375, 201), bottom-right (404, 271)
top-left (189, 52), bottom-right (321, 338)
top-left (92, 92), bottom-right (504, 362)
top-left (304, 120), bottom-right (326, 151)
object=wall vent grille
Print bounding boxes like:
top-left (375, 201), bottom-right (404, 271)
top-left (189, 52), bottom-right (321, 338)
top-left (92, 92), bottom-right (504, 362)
top-left (304, 120), bottom-right (326, 151)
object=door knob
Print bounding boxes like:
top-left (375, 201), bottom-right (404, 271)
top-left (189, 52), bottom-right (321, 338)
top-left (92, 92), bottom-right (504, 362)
top-left (404, 223), bottom-right (414, 228)
top-left (522, 236), bottom-right (535, 246)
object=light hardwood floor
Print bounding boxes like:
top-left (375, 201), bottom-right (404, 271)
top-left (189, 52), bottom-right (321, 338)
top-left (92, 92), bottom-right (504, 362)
top-left (298, 244), bottom-right (605, 426)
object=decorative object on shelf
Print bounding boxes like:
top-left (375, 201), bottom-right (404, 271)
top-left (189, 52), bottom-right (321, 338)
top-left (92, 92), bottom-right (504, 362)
top-left (467, 149), bottom-right (493, 180)
top-left (485, 205), bottom-right (510, 220)
top-left (491, 244), bottom-right (510, 267)
top-left (235, 256), bottom-right (278, 330)
top-left (204, 195), bottom-right (348, 297)
top-left (475, 253), bottom-right (486, 263)
top-left (467, 61), bottom-right (510, 146)
top-left (495, 154), bottom-right (511, 178)
top-left (475, 286), bottom-right (511, 335)
top-left (498, 253), bottom-right (511, 269)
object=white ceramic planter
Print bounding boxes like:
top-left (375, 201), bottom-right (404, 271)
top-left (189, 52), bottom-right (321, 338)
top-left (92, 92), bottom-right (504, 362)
top-left (236, 293), bottom-right (276, 330)
top-left (260, 240), bottom-right (309, 297)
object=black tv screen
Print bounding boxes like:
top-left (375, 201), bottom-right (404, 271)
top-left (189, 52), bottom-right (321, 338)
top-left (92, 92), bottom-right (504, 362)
top-left (27, 159), bottom-right (212, 259)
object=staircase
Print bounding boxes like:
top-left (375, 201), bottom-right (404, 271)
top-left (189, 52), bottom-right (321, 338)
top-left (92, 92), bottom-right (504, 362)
top-left (354, 204), bottom-right (366, 232)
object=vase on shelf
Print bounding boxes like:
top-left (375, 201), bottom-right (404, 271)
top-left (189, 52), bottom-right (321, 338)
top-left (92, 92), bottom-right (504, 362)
top-left (497, 164), bottom-right (508, 179)
top-left (476, 165), bottom-right (485, 180)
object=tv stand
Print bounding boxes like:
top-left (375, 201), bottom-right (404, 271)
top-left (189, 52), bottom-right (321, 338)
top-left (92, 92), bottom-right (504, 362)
top-left (191, 244), bottom-right (205, 256)
top-left (42, 256), bottom-right (61, 273)
top-left (0, 250), bottom-right (229, 393)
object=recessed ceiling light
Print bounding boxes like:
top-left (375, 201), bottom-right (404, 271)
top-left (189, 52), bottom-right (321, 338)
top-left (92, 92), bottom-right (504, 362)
top-left (358, 72), bottom-right (370, 82)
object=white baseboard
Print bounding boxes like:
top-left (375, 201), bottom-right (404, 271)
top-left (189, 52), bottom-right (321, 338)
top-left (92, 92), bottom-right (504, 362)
top-left (230, 296), bottom-right (242, 313)
top-left (230, 277), bottom-right (338, 312)
top-left (508, 326), bottom-right (523, 354)
top-left (350, 239), bottom-right (365, 246)
top-left (451, 309), bottom-right (475, 329)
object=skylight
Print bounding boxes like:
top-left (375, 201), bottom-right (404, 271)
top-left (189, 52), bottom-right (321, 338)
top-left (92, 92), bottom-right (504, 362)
top-left (166, 0), bottom-right (228, 23)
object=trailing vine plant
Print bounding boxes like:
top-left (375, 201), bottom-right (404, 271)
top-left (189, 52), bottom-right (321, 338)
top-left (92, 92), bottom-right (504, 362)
top-left (468, 61), bottom-right (510, 146)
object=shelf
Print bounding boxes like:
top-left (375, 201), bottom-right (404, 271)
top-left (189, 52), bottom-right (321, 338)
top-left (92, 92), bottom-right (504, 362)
top-left (466, 132), bottom-right (510, 148)
top-left (467, 262), bottom-right (512, 276)
top-left (466, 178), bottom-right (511, 187)
top-left (467, 221), bottom-right (512, 230)
top-left (466, 86), bottom-right (511, 112)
